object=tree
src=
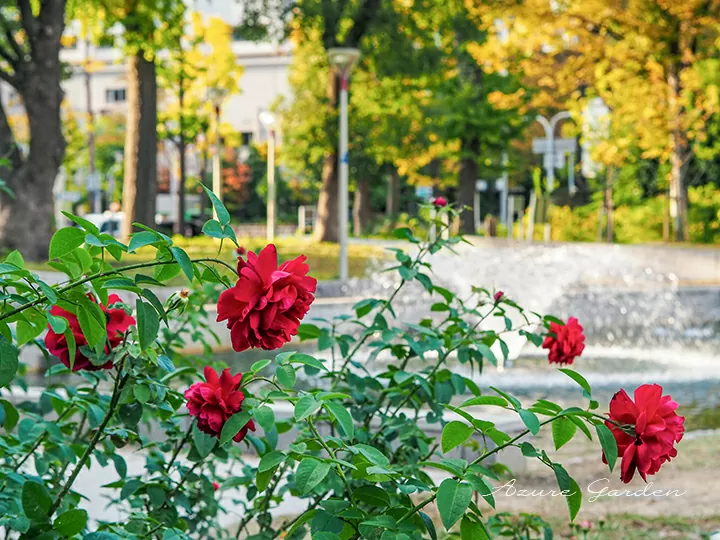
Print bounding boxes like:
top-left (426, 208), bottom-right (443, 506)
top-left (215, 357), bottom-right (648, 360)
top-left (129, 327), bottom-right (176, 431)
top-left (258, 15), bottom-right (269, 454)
top-left (240, 0), bottom-right (384, 242)
top-left (73, 0), bottom-right (185, 241)
top-left (0, 0), bottom-right (66, 260)
top-left (473, 0), bottom-right (720, 241)
top-left (158, 12), bottom-right (243, 235)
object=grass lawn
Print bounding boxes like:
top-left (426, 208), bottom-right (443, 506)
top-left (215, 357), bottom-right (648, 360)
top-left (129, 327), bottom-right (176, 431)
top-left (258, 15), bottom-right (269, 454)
top-left (29, 235), bottom-right (389, 283)
top-left (546, 514), bottom-right (720, 539)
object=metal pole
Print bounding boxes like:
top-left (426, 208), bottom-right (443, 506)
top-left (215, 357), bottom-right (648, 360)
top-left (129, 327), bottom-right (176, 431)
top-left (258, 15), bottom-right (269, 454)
top-left (500, 151), bottom-right (509, 228)
top-left (212, 105), bottom-right (222, 221)
top-left (338, 75), bottom-right (349, 281)
top-left (266, 131), bottom-right (276, 242)
top-left (568, 151), bottom-right (576, 195)
top-left (546, 131), bottom-right (555, 192)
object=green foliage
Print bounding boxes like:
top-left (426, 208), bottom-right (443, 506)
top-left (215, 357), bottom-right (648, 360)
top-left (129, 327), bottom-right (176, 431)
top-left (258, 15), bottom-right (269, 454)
top-left (0, 199), bottom-right (624, 539)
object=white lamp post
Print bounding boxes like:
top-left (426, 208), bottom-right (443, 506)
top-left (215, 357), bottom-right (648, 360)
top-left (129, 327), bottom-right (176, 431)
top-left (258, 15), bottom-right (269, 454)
top-left (327, 47), bottom-right (360, 282)
top-left (259, 111), bottom-right (277, 242)
top-left (207, 87), bottom-right (228, 220)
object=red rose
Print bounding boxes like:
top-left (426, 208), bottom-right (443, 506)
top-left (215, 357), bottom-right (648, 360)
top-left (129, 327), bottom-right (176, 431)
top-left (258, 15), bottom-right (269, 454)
top-left (184, 366), bottom-right (255, 443)
top-left (493, 291), bottom-right (504, 302)
top-left (433, 196), bottom-right (448, 208)
top-left (542, 317), bottom-right (585, 365)
top-left (217, 244), bottom-right (317, 352)
top-left (212, 482), bottom-right (220, 491)
top-left (44, 294), bottom-right (135, 372)
top-left (604, 384), bottom-right (684, 483)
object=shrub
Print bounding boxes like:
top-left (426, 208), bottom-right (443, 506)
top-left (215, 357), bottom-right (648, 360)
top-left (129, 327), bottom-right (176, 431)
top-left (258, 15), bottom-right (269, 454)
top-left (0, 193), bottom-right (682, 539)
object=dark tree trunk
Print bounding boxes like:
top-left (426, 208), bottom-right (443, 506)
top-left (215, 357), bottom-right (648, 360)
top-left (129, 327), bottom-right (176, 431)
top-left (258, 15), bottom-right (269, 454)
top-left (458, 137), bottom-right (479, 235)
top-left (353, 177), bottom-right (371, 236)
top-left (386, 168), bottom-right (400, 222)
top-left (0, 1), bottom-right (66, 261)
top-left (313, 72), bottom-right (340, 242)
top-left (122, 51), bottom-right (157, 241)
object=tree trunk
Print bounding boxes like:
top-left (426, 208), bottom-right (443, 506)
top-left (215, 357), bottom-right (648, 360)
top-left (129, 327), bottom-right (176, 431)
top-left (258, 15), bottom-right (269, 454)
top-left (667, 55), bottom-right (689, 242)
top-left (458, 137), bottom-right (479, 235)
top-left (174, 74), bottom-right (186, 236)
top-left (0, 12), bottom-right (66, 262)
top-left (313, 72), bottom-right (340, 242)
top-left (605, 167), bottom-right (614, 243)
top-left (353, 177), bottom-right (371, 236)
top-left (386, 168), bottom-right (400, 222)
top-left (121, 51), bottom-right (157, 242)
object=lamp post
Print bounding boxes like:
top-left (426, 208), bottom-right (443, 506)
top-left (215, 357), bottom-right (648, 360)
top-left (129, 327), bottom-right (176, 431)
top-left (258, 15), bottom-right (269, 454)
top-left (259, 111), bottom-right (277, 243)
top-left (327, 47), bottom-right (360, 282)
top-left (207, 87), bottom-right (228, 220)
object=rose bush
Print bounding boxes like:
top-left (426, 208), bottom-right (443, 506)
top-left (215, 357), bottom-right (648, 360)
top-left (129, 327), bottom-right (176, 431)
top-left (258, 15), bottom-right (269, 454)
top-left (0, 193), bottom-right (683, 539)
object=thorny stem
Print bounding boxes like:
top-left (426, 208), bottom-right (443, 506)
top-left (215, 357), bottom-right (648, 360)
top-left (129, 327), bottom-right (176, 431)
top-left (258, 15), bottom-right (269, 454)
top-left (49, 366), bottom-right (129, 516)
top-left (307, 420), bottom-right (354, 500)
top-left (235, 462), bottom-right (289, 539)
top-left (0, 257), bottom-right (238, 324)
top-left (166, 421), bottom-right (195, 474)
top-left (272, 496), bottom-right (324, 538)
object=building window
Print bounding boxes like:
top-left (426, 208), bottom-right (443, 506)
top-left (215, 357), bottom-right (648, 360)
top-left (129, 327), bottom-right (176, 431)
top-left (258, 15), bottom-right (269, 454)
top-left (241, 132), bottom-right (253, 146)
top-left (106, 88), bottom-right (126, 103)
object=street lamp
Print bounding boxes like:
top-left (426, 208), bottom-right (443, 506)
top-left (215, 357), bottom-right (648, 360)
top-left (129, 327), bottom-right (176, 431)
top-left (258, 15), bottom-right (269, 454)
top-left (259, 111), bottom-right (277, 243)
top-left (327, 47), bottom-right (360, 282)
top-left (207, 87), bottom-right (228, 221)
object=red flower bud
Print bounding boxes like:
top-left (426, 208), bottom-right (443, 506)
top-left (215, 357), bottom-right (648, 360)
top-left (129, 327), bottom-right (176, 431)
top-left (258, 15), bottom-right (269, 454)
top-left (236, 246), bottom-right (246, 256)
top-left (493, 291), bottom-right (504, 302)
top-left (212, 482), bottom-right (220, 491)
top-left (433, 196), bottom-right (448, 208)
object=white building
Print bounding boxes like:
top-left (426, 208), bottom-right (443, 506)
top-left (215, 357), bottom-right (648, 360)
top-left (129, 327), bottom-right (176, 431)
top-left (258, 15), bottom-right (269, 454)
top-left (52, 0), bottom-right (292, 144)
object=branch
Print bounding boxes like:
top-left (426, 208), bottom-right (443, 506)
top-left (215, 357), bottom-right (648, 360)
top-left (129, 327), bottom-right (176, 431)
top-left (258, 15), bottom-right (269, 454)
top-left (16, 0), bottom-right (36, 50)
top-left (0, 15), bottom-right (22, 67)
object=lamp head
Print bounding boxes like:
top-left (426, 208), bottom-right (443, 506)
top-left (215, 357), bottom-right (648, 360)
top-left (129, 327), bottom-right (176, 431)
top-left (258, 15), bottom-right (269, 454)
top-left (258, 111), bottom-right (276, 128)
top-left (206, 87), bottom-right (229, 108)
top-left (327, 47), bottom-right (361, 76)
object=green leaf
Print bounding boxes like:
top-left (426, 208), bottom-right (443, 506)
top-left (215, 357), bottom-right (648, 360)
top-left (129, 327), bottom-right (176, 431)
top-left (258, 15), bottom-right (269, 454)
top-left (276, 364), bottom-right (296, 388)
top-left (353, 444), bottom-right (389, 466)
top-left (202, 219), bottom-right (224, 238)
top-left (553, 464), bottom-right (582, 521)
top-left (441, 421), bottom-right (474, 454)
top-left (436, 478), bottom-right (473, 530)
top-left (77, 301), bottom-right (105, 351)
top-left (0, 399), bottom-right (19, 430)
top-left (128, 231), bottom-right (163, 253)
top-left (325, 401), bottom-right (354, 439)
top-left (5, 249), bottom-right (24, 268)
top-left (112, 454), bottom-right (127, 479)
top-left (294, 395), bottom-right (321, 421)
top-left (154, 263), bottom-right (182, 282)
top-left (192, 423), bottom-right (216, 458)
top-left (254, 406), bottom-right (275, 432)
top-left (170, 246), bottom-right (194, 281)
top-left (157, 355), bottom-right (175, 373)
top-left (475, 344), bottom-right (497, 366)
top-left (489, 386), bottom-right (521, 409)
top-left (0, 336), bottom-right (19, 388)
top-left (595, 423), bottom-right (618, 472)
top-left (420, 512), bottom-right (438, 540)
top-left (133, 384), bottom-right (151, 404)
top-left (295, 458), bottom-right (331, 495)
top-left (460, 396), bottom-right (508, 408)
top-left (519, 409), bottom-right (541, 435)
top-left (22, 481), bottom-right (52, 521)
top-left (460, 516), bottom-right (490, 540)
top-left (53, 508), bottom-right (88, 536)
top-left (250, 359), bottom-right (272, 373)
top-left (49, 227), bottom-right (86, 259)
top-left (558, 368), bottom-right (592, 396)
top-left (297, 324), bottom-right (322, 339)
top-left (552, 416), bottom-right (577, 450)
top-left (62, 211), bottom-right (100, 235)
top-left (47, 313), bottom-right (68, 334)
top-left (258, 451), bottom-right (285, 472)
top-left (465, 474), bottom-right (495, 508)
top-left (141, 289), bottom-right (168, 326)
top-left (289, 353), bottom-right (328, 371)
top-left (219, 411), bottom-right (252, 446)
top-left (136, 300), bottom-right (160, 350)
top-left (353, 485), bottom-right (390, 507)
top-left (201, 184), bottom-right (231, 225)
